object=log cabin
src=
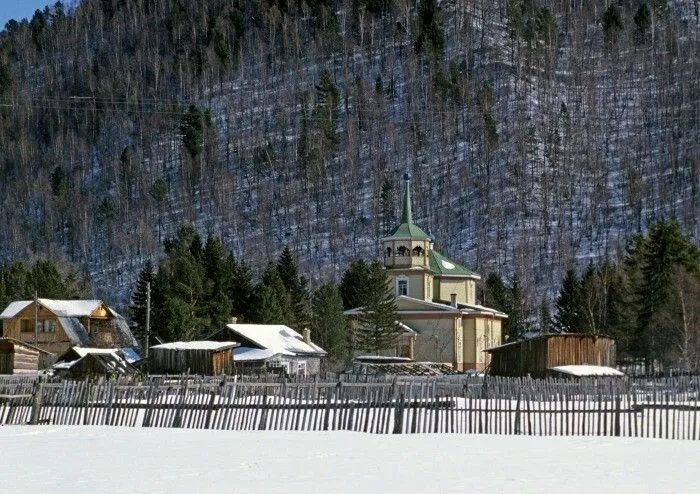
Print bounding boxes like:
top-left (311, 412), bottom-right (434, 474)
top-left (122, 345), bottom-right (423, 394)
top-left (0, 299), bottom-right (139, 356)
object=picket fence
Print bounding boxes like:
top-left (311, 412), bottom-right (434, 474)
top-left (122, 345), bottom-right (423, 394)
top-left (0, 375), bottom-right (697, 440)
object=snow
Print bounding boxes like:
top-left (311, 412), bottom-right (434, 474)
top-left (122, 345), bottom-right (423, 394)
top-left (550, 365), bottom-right (625, 377)
top-left (226, 324), bottom-right (326, 355)
top-left (0, 299), bottom-right (103, 319)
top-left (1, 426), bottom-right (698, 493)
top-left (233, 347), bottom-right (289, 361)
top-left (151, 341), bottom-right (239, 351)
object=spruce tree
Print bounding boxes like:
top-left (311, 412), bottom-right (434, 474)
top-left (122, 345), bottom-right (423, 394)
top-left (277, 246), bottom-right (310, 329)
top-left (311, 283), bottom-right (348, 363)
top-left (224, 254), bottom-right (254, 322)
top-left (552, 267), bottom-right (583, 333)
top-left (354, 260), bottom-right (402, 354)
top-left (129, 260), bottom-right (155, 343)
top-left (339, 259), bottom-right (372, 310)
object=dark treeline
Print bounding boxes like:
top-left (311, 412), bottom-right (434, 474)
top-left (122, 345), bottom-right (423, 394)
top-left (483, 220), bottom-right (700, 373)
top-left (0, 259), bottom-right (87, 309)
top-left (128, 225), bottom-right (401, 366)
top-left (0, 0), bottom-right (696, 315)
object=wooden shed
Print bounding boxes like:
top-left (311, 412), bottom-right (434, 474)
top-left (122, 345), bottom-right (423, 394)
top-left (0, 337), bottom-right (56, 374)
top-left (150, 341), bottom-right (239, 375)
top-left (484, 333), bottom-right (616, 378)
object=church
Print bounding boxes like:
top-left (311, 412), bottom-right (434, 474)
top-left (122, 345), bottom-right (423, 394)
top-left (345, 173), bottom-right (507, 372)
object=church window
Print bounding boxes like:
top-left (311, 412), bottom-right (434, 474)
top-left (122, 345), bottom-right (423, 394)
top-left (397, 278), bottom-right (408, 296)
top-left (412, 246), bottom-right (423, 256)
top-left (386, 247), bottom-right (392, 257)
top-left (396, 246), bottom-right (408, 256)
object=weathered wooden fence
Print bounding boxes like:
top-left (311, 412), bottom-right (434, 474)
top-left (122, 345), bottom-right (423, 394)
top-left (0, 375), bottom-right (698, 439)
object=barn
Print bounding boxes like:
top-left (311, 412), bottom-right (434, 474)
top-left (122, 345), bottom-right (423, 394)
top-left (149, 341), bottom-right (239, 375)
top-left (0, 337), bottom-right (56, 374)
top-left (484, 333), bottom-right (616, 378)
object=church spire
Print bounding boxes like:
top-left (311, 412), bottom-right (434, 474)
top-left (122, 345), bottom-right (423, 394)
top-left (401, 171), bottom-right (413, 224)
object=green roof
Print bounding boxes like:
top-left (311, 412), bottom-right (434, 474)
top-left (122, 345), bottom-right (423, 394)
top-left (428, 250), bottom-right (479, 278)
top-left (387, 221), bottom-right (431, 239)
top-left (385, 172), bottom-right (431, 240)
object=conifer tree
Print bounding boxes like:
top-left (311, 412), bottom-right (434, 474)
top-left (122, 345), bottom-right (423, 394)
top-left (129, 259), bottom-right (155, 343)
top-left (277, 246), bottom-right (310, 329)
top-left (354, 260), bottom-right (401, 354)
top-left (311, 283), bottom-right (348, 363)
top-left (552, 267), bottom-right (583, 333)
top-left (339, 259), bottom-right (372, 310)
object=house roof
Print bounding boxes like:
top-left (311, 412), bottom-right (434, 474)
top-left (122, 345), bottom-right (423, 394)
top-left (0, 337), bottom-right (55, 355)
top-left (549, 365), bottom-right (624, 377)
top-left (151, 341), bottom-right (240, 351)
top-left (428, 250), bottom-right (480, 278)
top-left (344, 296), bottom-right (506, 319)
top-left (0, 299), bottom-right (104, 319)
top-left (233, 347), bottom-right (292, 361)
top-left (218, 324), bottom-right (326, 356)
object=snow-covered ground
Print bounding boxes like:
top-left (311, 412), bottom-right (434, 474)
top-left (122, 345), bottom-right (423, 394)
top-left (2, 426), bottom-right (698, 493)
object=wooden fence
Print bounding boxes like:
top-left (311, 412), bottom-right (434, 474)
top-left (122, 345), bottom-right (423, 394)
top-left (0, 375), bottom-right (698, 439)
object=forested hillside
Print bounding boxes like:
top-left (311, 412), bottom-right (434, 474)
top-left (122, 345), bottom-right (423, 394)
top-left (0, 0), bottom-right (697, 312)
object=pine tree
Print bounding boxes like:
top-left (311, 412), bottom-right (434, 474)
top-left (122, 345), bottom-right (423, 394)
top-left (129, 260), bottom-right (155, 344)
top-left (354, 260), bottom-right (401, 354)
top-left (552, 267), bottom-right (583, 333)
top-left (311, 283), bottom-right (348, 363)
top-left (249, 284), bottom-right (287, 325)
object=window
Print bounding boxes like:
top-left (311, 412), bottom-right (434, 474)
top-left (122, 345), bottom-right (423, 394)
top-left (397, 278), bottom-right (408, 296)
top-left (22, 319), bottom-right (57, 332)
top-left (43, 320), bottom-right (57, 333)
top-left (296, 361), bottom-right (307, 376)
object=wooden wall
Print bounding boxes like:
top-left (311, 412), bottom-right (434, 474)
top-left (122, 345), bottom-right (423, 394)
top-left (151, 348), bottom-right (234, 375)
top-left (0, 341), bottom-right (40, 374)
top-left (487, 335), bottom-right (616, 377)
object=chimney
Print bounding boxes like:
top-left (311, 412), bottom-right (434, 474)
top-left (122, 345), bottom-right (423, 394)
top-left (302, 327), bottom-right (311, 344)
top-left (450, 293), bottom-right (457, 308)
top-left (228, 316), bottom-right (238, 324)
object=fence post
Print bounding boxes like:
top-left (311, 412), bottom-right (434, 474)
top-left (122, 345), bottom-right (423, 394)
top-left (514, 392), bottom-right (521, 435)
top-left (392, 392), bottom-right (405, 434)
top-left (29, 381), bottom-right (44, 425)
top-left (614, 392), bottom-right (621, 437)
top-left (204, 389), bottom-right (217, 429)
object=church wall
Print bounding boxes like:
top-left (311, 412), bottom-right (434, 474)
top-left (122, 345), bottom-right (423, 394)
top-left (437, 279), bottom-right (468, 304)
top-left (389, 272), bottom-right (427, 300)
top-left (462, 318), bottom-right (476, 369)
top-left (403, 317), bottom-right (456, 365)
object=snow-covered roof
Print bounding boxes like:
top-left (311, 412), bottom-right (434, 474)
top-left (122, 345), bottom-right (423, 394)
top-left (233, 347), bottom-right (291, 361)
top-left (151, 341), bottom-right (239, 351)
top-left (549, 365), bottom-right (624, 377)
top-left (0, 299), bottom-right (104, 319)
top-left (224, 324), bottom-right (326, 356)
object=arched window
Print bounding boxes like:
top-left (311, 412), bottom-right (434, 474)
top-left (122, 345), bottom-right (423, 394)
top-left (386, 247), bottom-right (392, 257)
top-left (412, 246), bottom-right (423, 256)
top-left (397, 246), bottom-right (408, 256)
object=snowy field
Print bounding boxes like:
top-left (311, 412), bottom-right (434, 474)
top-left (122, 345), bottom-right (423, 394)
top-left (2, 426), bottom-right (698, 494)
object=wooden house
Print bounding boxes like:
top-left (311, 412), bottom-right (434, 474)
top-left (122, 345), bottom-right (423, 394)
top-left (484, 333), bottom-right (617, 378)
top-left (0, 337), bottom-right (56, 374)
top-left (206, 324), bottom-right (326, 376)
top-left (149, 341), bottom-right (239, 375)
top-left (53, 347), bottom-right (142, 377)
top-left (0, 299), bottom-right (139, 356)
